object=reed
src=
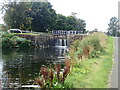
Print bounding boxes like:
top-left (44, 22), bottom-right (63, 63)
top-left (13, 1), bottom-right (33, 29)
top-left (35, 59), bottom-right (72, 88)
top-left (55, 64), bottom-right (61, 82)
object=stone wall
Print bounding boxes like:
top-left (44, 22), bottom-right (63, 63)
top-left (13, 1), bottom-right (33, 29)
top-left (16, 33), bottom-right (87, 48)
top-left (16, 34), bottom-right (54, 48)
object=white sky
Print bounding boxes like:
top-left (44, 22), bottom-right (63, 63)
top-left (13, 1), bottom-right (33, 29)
top-left (48, 0), bottom-right (119, 31)
top-left (0, 0), bottom-right (119, 32)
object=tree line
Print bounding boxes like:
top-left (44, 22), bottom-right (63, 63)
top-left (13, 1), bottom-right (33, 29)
top-left (2, 1), bottom-right (86, 33)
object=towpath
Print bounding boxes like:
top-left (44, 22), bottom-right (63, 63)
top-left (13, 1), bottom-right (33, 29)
top-left (109, 37), bottom-right (118, 89)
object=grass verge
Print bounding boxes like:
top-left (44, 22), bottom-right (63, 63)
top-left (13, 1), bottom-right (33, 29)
top-left (64, 36), bottom-right (113, 88)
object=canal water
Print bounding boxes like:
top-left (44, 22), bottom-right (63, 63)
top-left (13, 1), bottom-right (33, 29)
top-left (0, 46), bottom-right (68, 88)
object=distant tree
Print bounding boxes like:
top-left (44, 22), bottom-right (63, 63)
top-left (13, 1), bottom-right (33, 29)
top-left (54, 14), bottom-right (78, 31)
top-left (54, 13), bottom-right (86, 33)
top-left (70, 12), bottom-right (86, 32)
top-left (75, 19), bottom-right (86, 33)
top-left (108, 17), bottom-right (120, 36)
top-left (93, 28), bottom-right (98, 32)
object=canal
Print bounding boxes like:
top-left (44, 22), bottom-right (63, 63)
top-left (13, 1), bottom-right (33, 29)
top-left (0, 46), bottom-right (68, 88)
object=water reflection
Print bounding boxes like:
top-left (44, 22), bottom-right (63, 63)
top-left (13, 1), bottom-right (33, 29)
top-left (1, 47), bottom-right (68, 88)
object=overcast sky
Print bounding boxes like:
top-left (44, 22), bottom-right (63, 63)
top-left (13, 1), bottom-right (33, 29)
top-left (0, 0), bottom-right (119, 32)
top-left (48, 0), bottom-right (119, 31)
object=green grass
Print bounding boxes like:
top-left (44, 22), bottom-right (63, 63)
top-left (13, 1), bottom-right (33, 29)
top-left (13, 32), bottom-right (53, 36)
top-left (12, 33), bottom-right (38, 35)
top-left (64, 36), bottom-right (113, 88)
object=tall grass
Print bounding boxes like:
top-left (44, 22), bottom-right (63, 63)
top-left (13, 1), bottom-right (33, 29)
top-left (64, 32), bottom-right (113, 88)
top-left (70, 32), bottom-right (107, 60)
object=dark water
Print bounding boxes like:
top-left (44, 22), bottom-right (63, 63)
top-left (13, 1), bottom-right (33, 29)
top-left (0, 46), bottom-right (68, 88)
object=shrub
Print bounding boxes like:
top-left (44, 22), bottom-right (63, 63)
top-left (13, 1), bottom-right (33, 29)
top-left (15, 37), bottom-right (32, 48)
top-left (2, 32), bottom-right (32, 48)
top-left (2, 37), bottom-right (15, 48)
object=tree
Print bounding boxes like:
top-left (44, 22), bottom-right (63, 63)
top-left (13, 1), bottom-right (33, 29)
top-left (54, 13), bottom-right (86, 33)
top-left (2, 1), bottom-right (57, 32)
top-left (3, 1), bottom-right (86, 32)
top-left (54, 14), bottom-right (77, 31)
top-left (69, 12), bottom-right (86, 33)
top-left (66, 16), bottom-right (76, 30)
top-left (75, 19), bottom-right (86, 33)
top-left (54, 14), bottom-right (67, 30)
top-left (3, 2), bottom-right (32, 30)
top-left (29, 2), bottom-right (57, 32)
top-left (108, 17), bottom-right (120, 36)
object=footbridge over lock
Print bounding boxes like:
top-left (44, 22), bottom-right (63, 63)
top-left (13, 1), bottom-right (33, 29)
top-left (52, 30), bottom-right (87, 47)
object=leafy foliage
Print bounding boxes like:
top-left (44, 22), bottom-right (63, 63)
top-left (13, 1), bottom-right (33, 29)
top-left (2, 32), bottom-right (32, 48)
top-left (2, 2), bottom-right (86, 32)
top-left (54, 14), bottom-right (86, 33)
top-left (54, 14), bottom-right (67, 30)
top-left (3, 2), bottom-right (31, 30)
top-left (2, 2), bottom-right (56, 32)
top-left (29, 2), bottom-right (57, 32)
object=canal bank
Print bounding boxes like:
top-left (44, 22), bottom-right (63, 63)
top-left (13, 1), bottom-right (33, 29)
top-left (31, 32), bottom-right (114, 88)
top-left (16, 33), bottom-right (86, 48)
top-left (1, 31), bottom-right (87, 88)
top-left (63, 33), bottom-right (114, 88)
top-left (1, 32), bottom-right (113, 88)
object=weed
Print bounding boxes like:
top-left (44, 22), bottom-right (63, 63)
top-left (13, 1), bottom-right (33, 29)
top-left (35, 59), bottom-right (72, 88)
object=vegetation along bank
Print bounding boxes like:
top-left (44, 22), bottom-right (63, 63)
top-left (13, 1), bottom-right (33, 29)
top-left (34, 32), bottom-right (113, 88)
top-left (1, 32), bottom-right (33, 48)
top-left (64, 32), bottom-right (113, 88)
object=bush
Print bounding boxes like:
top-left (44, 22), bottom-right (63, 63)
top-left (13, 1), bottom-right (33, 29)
top-left (15, 37), bottom-right (32, 48)
top-left (2, 37), bottom-right (15, 48)
top-left (2, 32), bottom-right (32, 48)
